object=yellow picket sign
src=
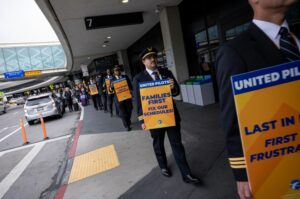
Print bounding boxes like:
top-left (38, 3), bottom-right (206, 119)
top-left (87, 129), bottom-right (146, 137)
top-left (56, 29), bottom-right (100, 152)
top-left (105, 78), bottom-right (113, 94)
top-left (89, 84), bottom-right (99, 95)
top-left (139, 80), bottom-right (175, 130)
top-left (232, 61), bottom-right (300, 199)
top-left (113, 78), bottom-right (132, 102)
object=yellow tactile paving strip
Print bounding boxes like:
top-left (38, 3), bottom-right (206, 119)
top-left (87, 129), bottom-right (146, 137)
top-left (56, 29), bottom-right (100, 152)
top-left (68, 145), bottom-right (120, 184)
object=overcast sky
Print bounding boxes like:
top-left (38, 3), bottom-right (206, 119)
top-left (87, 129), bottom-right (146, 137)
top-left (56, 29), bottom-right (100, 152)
top-left (0, 0), bottom-right (59, 44)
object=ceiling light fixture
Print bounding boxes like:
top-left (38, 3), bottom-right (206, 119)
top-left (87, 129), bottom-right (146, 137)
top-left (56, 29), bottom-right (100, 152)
top-left (107, 36), bottom-right (111, 39)
top-left (121, 0), bottom-right (129, 4)
top-left (102, 44), bottom-right (107, 48)
top-left (155, 5), bottom-right (163, 13)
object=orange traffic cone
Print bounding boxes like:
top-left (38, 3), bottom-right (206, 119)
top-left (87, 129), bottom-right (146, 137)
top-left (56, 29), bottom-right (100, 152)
top-left (19, 118), bottom-right (29, 145)
top-left (39, 113), bottom-right (49, 140)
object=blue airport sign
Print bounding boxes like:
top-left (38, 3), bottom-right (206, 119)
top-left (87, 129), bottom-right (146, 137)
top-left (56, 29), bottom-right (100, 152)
top-left (4, 70), bottom-right (24, 79)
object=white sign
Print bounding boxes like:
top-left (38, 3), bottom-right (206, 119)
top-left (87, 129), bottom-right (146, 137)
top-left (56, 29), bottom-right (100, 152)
top-left (165, 49), bottom-right (174, 68)
top-left (80, 64), bottom-right (89, 77)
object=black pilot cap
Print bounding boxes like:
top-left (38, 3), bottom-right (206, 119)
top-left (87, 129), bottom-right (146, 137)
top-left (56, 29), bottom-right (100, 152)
top-left (140, 47), bottom-right (158, 60)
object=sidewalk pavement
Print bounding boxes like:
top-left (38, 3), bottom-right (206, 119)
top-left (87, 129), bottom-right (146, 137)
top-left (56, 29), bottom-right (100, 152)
top-left (61, 100), bottom-right (239, 199)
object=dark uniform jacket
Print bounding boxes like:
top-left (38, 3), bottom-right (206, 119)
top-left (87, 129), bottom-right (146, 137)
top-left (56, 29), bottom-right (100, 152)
top-left (96, 76), bottom-right (104, 95)
top-left (133, 67), bottom-right (181, 125)
top-left (215, 23), bottom-right (298, 181)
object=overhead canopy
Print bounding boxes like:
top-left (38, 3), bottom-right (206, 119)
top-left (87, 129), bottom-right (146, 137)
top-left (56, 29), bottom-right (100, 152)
top-left (36, 0), bottom-right (182, 72)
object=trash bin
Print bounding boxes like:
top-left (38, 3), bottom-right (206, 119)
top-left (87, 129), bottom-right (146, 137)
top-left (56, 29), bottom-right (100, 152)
top-left (180, 83), bottom-right (188, 103)
top-left (186, 80), bottom-right (196, 104)
top-left (193, 75), bottom-right (215, 106)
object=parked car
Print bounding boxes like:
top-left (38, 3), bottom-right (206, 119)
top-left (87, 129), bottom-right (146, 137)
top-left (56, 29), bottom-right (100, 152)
top-left (0, 101), bottom-right (6, 114)
top-left (9, 98), bottom-right (17, 104)
top-left (16, 97), bottom-right (25, 105)
top-left (24, 93), bottom-right (65, 125)
top-left (0, 94), bottom-right (7, 114)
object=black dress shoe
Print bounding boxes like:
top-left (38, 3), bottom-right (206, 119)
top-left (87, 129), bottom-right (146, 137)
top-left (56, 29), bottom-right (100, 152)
top-left (161, 168), bottom-right (172, 177)
top-left (127, 127), bottom-right (131, 131)
top-left (182, 174), bottom-right (201, 184)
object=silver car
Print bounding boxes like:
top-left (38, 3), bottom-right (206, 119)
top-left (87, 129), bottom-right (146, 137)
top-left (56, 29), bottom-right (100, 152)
top-left (16, 97), bottom-right (25, 105)
top-left (24, 93), bottom-right (64, 125)
top-left (0, 101), bottom-right (6, 114)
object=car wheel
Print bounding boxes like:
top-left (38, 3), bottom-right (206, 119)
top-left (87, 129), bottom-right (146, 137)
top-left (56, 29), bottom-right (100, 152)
top-left (57, 112), bottom-right (63, 118)
top-left (28, 120), bottom-right (34, 125)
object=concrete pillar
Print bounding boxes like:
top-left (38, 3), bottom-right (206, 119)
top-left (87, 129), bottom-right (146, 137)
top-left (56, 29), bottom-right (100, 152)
top-left (117, 50), bottom-right (132, 79)
top-left (159, 6), bottom-right (189, 99)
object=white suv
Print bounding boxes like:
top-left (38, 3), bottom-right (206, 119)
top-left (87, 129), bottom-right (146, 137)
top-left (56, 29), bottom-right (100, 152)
top-left (24, 93), bottom-right (64, 125)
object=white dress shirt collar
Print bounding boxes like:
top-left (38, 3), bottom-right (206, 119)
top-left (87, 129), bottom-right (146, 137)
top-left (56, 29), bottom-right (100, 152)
top-left (253, 19), bottom-right (289, 41)
top-left (253, 19), bottom-right (300, 51)
top-left (145, 67), bottom-right (160, 80)
top-left (252, 19), bottom-right (293, 48)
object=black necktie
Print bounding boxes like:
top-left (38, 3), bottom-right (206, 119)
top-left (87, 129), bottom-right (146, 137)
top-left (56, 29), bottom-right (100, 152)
top-left (152, 71), bottom-right (160, 80)
top-left (279, 27), bottom-right (300, 62)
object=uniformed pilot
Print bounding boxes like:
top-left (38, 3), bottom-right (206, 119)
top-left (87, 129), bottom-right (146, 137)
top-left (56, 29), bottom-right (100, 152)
top-left (133, 47), bottom-right (200, 184)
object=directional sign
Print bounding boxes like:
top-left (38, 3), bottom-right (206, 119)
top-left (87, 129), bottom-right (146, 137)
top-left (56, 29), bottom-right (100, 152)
top-left (24, 70), bottom-right (41, 77)
top-left (84, 12), bottom-right (143, 30)
top-left (4, 71), bottom-right (24, 79)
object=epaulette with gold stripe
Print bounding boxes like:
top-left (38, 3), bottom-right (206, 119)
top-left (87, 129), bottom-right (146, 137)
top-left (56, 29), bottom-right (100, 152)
top-left (229, 157), bottom-right (246, 169)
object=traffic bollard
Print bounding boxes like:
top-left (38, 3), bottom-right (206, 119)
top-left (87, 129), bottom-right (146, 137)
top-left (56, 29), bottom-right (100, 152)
top-left (19, 118), bottom-right (29, 145)
top-left (39, 113), bottom-right (49, 140)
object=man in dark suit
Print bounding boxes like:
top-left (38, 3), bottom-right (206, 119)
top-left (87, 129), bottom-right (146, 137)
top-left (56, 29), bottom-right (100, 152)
top-left (133, 47), bottom-right (200, 184)
top-left (110, 66), bottom-right (133, 131)
top-left (103, 69), bottom-right (115, 117)
top-left (216, 0), bottom-right (299, 198)
top-left (96, 73), bottom-right (104, 110)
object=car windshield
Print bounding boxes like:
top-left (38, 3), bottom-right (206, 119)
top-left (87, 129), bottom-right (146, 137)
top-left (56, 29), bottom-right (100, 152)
top-left (26, 96), bottom-right (51, 106)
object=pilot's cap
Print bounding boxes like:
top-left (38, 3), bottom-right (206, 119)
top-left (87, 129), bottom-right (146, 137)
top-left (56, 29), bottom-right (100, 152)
top-left (113, 65), bottom-right (121, 71)
top-left (140, 47), bottom-right (158, 60)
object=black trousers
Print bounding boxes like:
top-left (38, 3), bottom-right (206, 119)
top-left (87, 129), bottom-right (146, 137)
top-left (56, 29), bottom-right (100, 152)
top-left (91, 95), bottom-right (101, 110)
top-left (98, 94), bottom-right (103, 108)
top-left (66, 100), bottom-right (73, 112)
top-left (107, 94), bottom-right (114, 114)
top-left (102, 93), bottom-right (107, 111)
top-left (114, 96), bottom-right (120, 116)
top-left (150, 124), bottom-right (191, 176)
top-left (118, 99), bottom-right (133, 128)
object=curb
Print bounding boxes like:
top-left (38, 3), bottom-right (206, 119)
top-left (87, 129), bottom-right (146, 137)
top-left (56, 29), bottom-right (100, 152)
top-left (54, 104), bottom-right (84, 199)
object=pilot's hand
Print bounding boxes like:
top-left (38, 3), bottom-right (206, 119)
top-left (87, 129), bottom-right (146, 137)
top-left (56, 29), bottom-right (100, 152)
top-left (141, 123), bottom-right (146, 130)
top-left (169, 78), bottom-right (175, 89)
top-left (237, 181), bottom-right (252, 199)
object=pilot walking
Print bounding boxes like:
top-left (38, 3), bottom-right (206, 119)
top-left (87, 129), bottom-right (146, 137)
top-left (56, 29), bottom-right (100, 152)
top-left (133, 47), bottom-right (200, 184)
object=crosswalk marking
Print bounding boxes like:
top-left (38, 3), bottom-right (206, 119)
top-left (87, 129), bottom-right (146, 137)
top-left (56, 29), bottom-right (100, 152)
top-left (0, 124), bottom-right (28, 143)
top-left (0, 143), bottom-right (45, 199)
